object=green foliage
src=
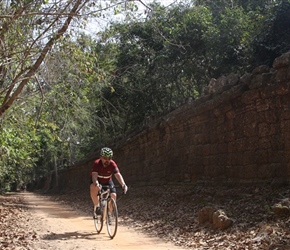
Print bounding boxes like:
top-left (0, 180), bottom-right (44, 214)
top-left (38, 35), bottom-right (106, 162)
top-left (0, 114), bottom-right (41, 192)
top-left (251, 1), bottom-right (290, 67)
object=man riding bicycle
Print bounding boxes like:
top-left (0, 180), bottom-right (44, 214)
top-left (90, 147), bottom-right (128, 216)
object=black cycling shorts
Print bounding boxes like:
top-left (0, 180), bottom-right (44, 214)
top-left (90, 179), bottom-right (116, 193)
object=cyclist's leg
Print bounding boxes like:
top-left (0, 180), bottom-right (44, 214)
top-left (93, 182), bottom-right (103, 233)
top-left (90, 181), bottom-right (100, 209)
top-left (110, 192), bottom-right (117, 200)
top-left (108, 180), bottom-right (117, 212)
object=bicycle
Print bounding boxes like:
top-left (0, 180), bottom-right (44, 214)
top-left (93, 185), bottom-right (118, 239)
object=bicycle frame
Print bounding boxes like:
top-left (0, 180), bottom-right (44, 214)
top-left (94, 185), bottom-right (118, 239)
top-left (99, 187), bottom-right (111, 221)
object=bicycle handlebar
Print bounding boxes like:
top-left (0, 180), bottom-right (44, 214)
top-left (99, 184), bottom-right (115, 190)
top-left (99, 184), bottom-right (123, 189)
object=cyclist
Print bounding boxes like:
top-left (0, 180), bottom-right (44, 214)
top-left (90, 147), bottom-right (128, 216)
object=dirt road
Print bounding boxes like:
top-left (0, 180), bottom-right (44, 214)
top-left (21, 192), bottom-right (187, 250)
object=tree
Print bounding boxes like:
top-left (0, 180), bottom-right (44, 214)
top-left (251, 1), bottom-right (290, 67)
top-left (0, 0), bottom-right (147, 117)
top-left (37, 34), bottom-right (105, 164)
top-left (0, 0), bottom-right (91, 116)
top-left (0, 113), bottom-right (41, 192)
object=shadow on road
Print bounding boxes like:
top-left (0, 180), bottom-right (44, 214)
top-left (42, 231), bottom-right (98, 241)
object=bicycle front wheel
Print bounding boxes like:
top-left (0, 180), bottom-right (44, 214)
top-left (106, 198), bottom-right (118, 239)
top-left (94, 211), bottom-right (103, 233)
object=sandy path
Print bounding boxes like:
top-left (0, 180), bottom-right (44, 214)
top-left (20, 192), bottom-right (187, 250)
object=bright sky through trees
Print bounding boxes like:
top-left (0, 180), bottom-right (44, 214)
top-left (83, 0), bottom-right (181, 35)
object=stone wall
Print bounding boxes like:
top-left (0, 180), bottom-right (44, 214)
top-left (113, 51), bottom-right (290, 185)
top-left (54, 51), bottom-right (290, 190)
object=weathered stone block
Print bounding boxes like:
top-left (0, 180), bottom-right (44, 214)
top-left (275, 82), bottom-right (290, 95)
top-left (212, 209), bottom-right (233, 230)
top-left (198, 206), bottom-right (215, 224)
top-left (272, 198), bottom-right (290, 216)
top-left (243, 151), bottom-right (257, 165)
top-left (239, 164), bottom-right (257, 179)
top-left (258, 123), bottom-right (276, 137)
top-left (227, 73), bottom-right (239, 85)
top-left (259, 137), bottom-right (271, 149)
top-left (273, 51), bottom-right (290, 69)
top-left (240, 72), bottom-right (251, 85)
top-left (241, 90), bottom-right (260, 104)
top-left (257, 164), bottom-right (272, 179)
top-left (274, 67), bottom-right (289, 83)
top-left (252, 65), bottom-right (270, 74)
top-left (255, 150), bottom-right (269, 164)
top-left (249, 74), bottom-right (271, 89)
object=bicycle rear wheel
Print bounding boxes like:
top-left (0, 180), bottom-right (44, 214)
top-left (93, 209), bottom-right (103, 233)
top-left (106, 198), bottom-right (118, 239)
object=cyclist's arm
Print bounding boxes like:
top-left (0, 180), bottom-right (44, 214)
top-left (114, 172), bottom-right (126, 187)
top-left (91, 172), bottom-right (99, 186)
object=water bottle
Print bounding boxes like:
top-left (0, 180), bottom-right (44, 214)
top-left (101, 200), bottom-right (106, 211)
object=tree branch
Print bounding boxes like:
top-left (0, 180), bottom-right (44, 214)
top-left (0, 0), bottom-right (86, 117)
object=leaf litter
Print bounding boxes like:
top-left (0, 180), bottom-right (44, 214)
top-left (2, 183), bottom-right (290, 249)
